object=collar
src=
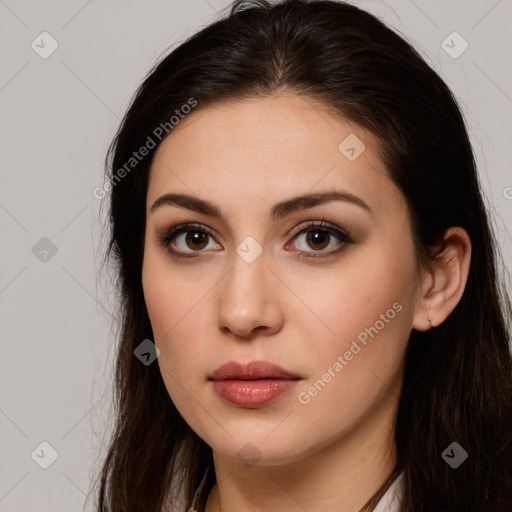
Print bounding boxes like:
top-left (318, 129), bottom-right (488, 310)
top-left (373, 471), bottom-right (404, 512)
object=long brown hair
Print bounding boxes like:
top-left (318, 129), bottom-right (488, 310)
top-left (93, 1), bottom-right (512, 510)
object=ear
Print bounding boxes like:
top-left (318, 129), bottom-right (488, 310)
top-left (412, 226), bottom-right (472, 331)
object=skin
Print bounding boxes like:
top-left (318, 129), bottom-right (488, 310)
top-left (141, 92), bottom-right (471, 512)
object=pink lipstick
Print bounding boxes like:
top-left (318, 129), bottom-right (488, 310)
top-left (209, 360), bottom-right (301, 408)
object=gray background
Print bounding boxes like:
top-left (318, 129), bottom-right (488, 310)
top-left (1, 0), bottom-right (511, 511)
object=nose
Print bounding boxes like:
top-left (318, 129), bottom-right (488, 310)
top-left (216, 249), bottom-right (284, 340)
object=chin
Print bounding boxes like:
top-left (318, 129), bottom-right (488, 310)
top-left (202, 424), bottom-right (312, 467)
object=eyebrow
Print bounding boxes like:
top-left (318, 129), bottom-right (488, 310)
top-left (150, 190), bottom-right (372, 220)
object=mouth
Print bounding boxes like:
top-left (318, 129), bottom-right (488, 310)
top-left (208, 360), bottom-right (302, 408)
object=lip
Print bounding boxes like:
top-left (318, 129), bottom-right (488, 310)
top-left (209, 360), bottom-right (300, 381)
top-left (209, 361), bottom-right (302, 408)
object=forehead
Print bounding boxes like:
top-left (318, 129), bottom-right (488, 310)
top-left (147, 93), bottom-right (404, 218)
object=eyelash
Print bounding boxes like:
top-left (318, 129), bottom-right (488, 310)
top-left (156, 220), bottom-right (354, 260)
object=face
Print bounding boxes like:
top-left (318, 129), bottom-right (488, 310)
top-left (142, 93), bottom-right (421, 466)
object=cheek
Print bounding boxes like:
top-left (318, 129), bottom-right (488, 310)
top-left (289, 272), bottom-right (412, 446)
top-left (143, 276), bottom-right (202, 370)
top-left (294, 254), bottom-right (413, 346)
top-left (143, 275), bottom-right (205, 426)
top-left (142, 253), bottom-right (193, 376)
top-left (142, 246), bottom-right (201, 339)
top-left (291, 240), bottom-right (416, 395)
top-left (142, 251), bottom-right (215, 413)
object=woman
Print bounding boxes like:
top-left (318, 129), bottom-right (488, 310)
top-left (94, 0), bottom-right (512, 510)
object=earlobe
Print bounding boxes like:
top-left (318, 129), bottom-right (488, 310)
top-left (412, 227), bottom-right (471, 332)
top-left (413, 299), bottom-right (437, 332)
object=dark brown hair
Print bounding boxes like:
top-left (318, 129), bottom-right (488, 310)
top-left (93, 1), bottom-right (512, 510)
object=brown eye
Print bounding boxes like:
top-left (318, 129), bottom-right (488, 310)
top-left (289, 221), bottom-right (353, 257)
top-left (305, 229), bottom-right (330, 251)
top-left (286, 220), bottom-right (354, 259)
top-left (184, 230), bottom-right (209, 250)
top-left (157, 222), bottom-right (222, 257)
